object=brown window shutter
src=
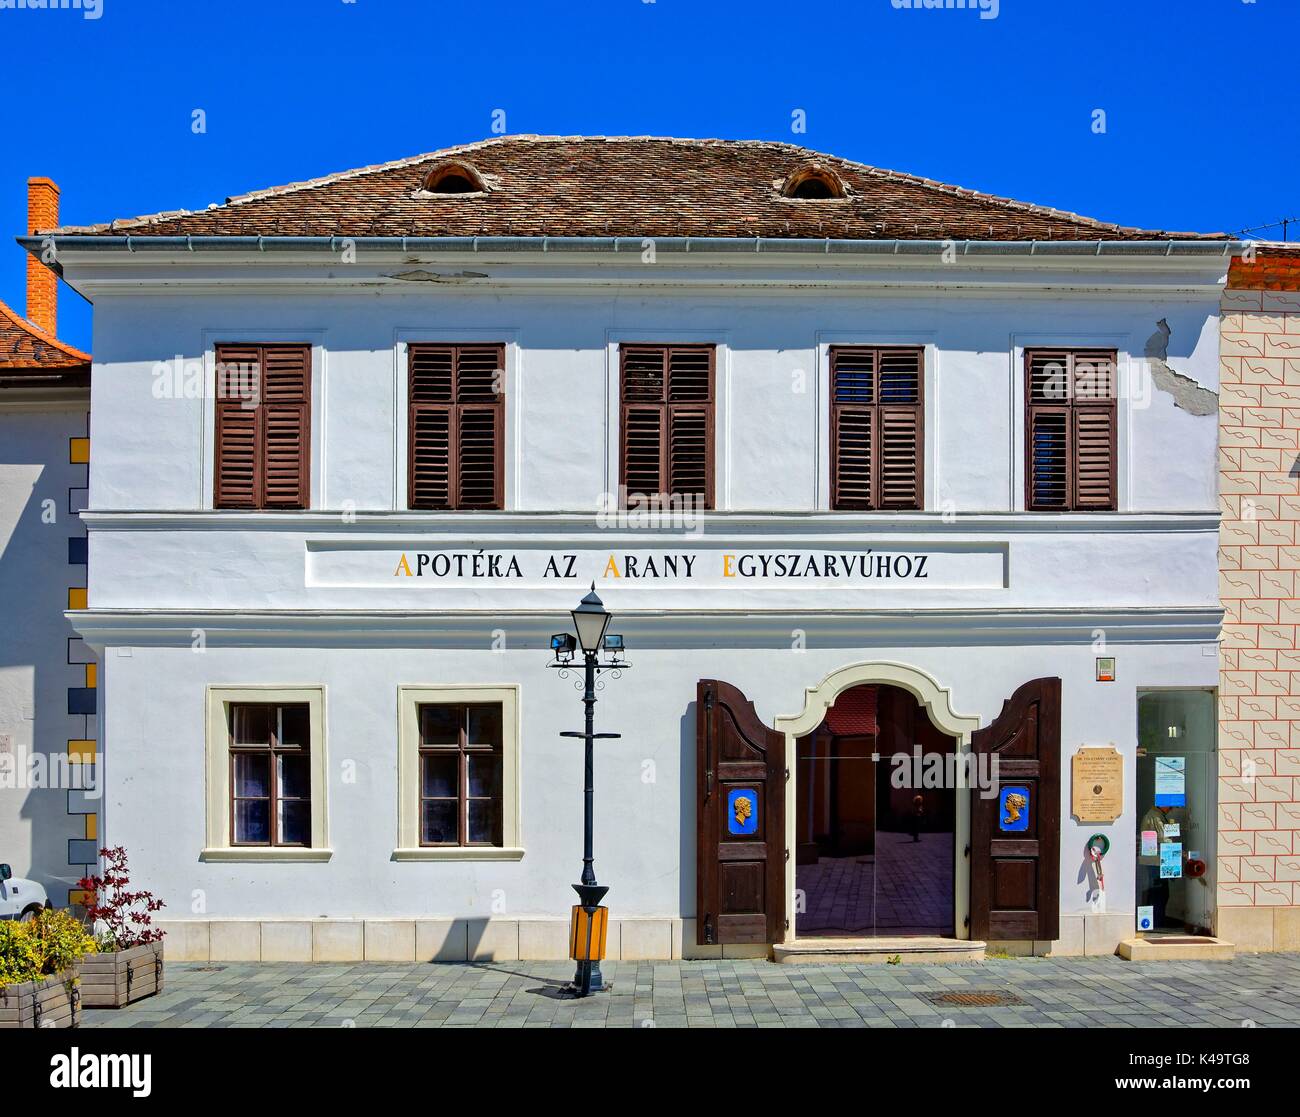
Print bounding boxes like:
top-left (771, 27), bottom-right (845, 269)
top-left (214, 343), bottom-right (310, 510)
top-left (830, 346), bottom-right (923, 510)
top-left (1073, 406), bottom-right (1117, 509)
top-left (878, 406), bottom-right (922, 509)
top-left (260, 345), bottom-right (310, 509)
top-left (1025, 349), bottom-right (1116, 512)
top-left (620, 344), bottom-right (714, 508)
top-left (1027, 405), bottom-right (1070, 509)
top-left (407, 343), bottom-right (504, 510)
top-left (622, 406), bottom-right (664, 499)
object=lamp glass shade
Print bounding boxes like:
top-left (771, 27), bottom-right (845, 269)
top-left (571, 587), bottom-right (611, 653)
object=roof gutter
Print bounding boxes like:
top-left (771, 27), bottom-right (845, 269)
top-left (17, 234), bottom-right (1247, 274)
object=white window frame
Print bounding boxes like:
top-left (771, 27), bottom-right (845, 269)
top-left (202, 685), bottom-right (331, 862)
top-left (394, 684), bottom-right (524, 861)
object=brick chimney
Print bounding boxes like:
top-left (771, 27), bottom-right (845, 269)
top-left (26, 177), bottom-right (60, 335)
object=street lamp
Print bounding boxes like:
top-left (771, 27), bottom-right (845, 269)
top-left (550, 584), bottom-right (628, 997)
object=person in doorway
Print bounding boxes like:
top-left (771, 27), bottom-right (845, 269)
top-left (910, 794), bottom-right (925, 842)
top-left (1138, 802), bottom-right (1188, 930)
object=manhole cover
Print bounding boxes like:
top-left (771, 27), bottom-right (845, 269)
top-left (923, 990), bottom-right (1024, 1007)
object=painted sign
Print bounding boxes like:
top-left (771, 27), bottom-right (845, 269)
top-left (1071, 746), bottom-right (1123, 823)
top-left (998, 785), bottom-right (1030, 832)
top-left (306, 542), bottom-right (1008, 592)
top-left (1154, 756), bottom-right (1186, 807)
top-left (727, 789), bottom-right (758, 836)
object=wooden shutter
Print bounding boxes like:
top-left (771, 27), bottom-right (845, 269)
top-left (1025, 349), bottom-right (1116, 511)
top-left (408, 343), bottom-right (504, 509)
top-left (620, 344), bottom-right (714, 508)
top-left (260, 346), bottom-right (310, 509)
top-left (969, 677), bottom-right (1061, 942)
top-left (830, 346), bottom-right (923, 510)
top-left (214, 343), bottom-right (310, 509)
top-left (696, 679), bottom-right (786, 946)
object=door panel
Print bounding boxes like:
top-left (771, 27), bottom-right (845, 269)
top-left (970, 677), bottom-right (1061, 941)
top-left (697, 679), bottom-right (786, 945)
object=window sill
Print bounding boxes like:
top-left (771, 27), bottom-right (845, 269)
top-left (200, 847), bottom-right (334, 863)
top-left (391, 847), bottom-right (525, 863)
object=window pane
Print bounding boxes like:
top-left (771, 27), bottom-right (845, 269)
top-left (233, 753), bottom-right (271, 798)
top-left (278, 799), bottom-right (311, 845)
top-left (278, 704), bottom-right (310, 748)
top-left (278, 753), bottom-right (311, 800)
top-left (467, 704), bottom-right (502, 746)
top-left (421, 753), bottom-right (458, 799)
top-left (421, 799), bottom-right (458, 844)
top-left (420, 704), bottom-right (461, 746)
top-left (467, 754), bottom-right (501, 800)
top-left (232, 704), bottom-right (271, 746)
top-left (467, 799), bottom-right (502, 845)
top-left (235, 798), bottom-right (270, 843)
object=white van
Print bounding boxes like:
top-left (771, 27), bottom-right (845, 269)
top-left (0, 863), bottom-right (51, 921)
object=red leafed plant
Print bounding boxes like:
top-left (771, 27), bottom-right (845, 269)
top-left (76, 846), bottom-right (165, 951)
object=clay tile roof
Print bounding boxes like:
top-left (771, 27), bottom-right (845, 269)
top-left (41, 135), bottom-right (1227, 243)
top-left (0, 297), bottom-right (91, 374)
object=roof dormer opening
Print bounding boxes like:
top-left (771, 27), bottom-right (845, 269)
top-left (422, 160), bottom-right (488, 195)
top-left (781, 163), bottom-right (847, 201)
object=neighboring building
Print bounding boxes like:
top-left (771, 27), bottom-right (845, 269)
top-left (25, 136), bottom-right (1240, 961)
top-left (1, 178), bottom-right (96, 906)
top-left (1218, 246), bottom-right (1300, 952)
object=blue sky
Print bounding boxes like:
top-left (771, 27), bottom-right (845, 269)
top-left (2, 0), bottom-right (1296, 353)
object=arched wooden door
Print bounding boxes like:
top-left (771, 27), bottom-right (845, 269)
top-left (696, 679), bottom-right (786, 946)
top-left (969, 677), bottom-right (1061, 941)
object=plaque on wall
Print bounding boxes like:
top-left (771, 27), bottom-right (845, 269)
top-left (1071, 746), bottom-right (1123, 823)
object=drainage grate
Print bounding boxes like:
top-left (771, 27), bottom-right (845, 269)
top-left (922, 989), bottom-right (1024, 1007)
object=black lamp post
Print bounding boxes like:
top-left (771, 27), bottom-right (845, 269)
top-left (550, 584), bottom-right (628, 996)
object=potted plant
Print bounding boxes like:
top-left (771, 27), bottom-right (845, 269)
top-left (0, 908), bottom-right (96, 1028)
top-left (76, 847), bottom-right (166, 1008)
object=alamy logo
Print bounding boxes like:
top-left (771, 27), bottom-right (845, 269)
top-left (49, 1049), bottom-right (151, 1097)
top-left (0, 0), bottom-right (103, 19)
top-left (890, 0), bottom-right (1000, 19)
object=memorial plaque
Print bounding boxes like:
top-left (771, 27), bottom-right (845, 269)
top-left (1071, 746), bottom-right (1123, 823)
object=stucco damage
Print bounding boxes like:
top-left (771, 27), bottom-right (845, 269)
top-left (1144, 318), bottom-right (1218, 416)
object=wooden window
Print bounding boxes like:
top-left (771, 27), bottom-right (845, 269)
top-left (619, 344), bottom-right (714, 508)
top-left (407, 344), bottom-right (504, 510)
top-left (214, 344), bottom-right (311, 509)
top-left (228, 703), bottom-right (312, 846)
top-left (417, 703), bottom-right (504, 847)
top-left (1025, 348), bottom-right (1117, 511)
top-left (829, 346), bottom-right (924, 510)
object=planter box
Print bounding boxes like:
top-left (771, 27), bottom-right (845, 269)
top-left (78, 942), bottom-right (164, 1008)
top-left (0, 971), bottom-right (81, 1029)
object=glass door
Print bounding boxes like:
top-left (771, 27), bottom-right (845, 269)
top-left (1135, 690), bottom-right (1216, 936)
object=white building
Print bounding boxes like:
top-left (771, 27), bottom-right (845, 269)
top-left (27, 137), bottom-right (1237, 961)
top-left (1, 178), bottom-right (97, 908)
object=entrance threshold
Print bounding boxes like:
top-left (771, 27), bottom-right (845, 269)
top-left (773, 937), bottom-right (986, 965)
top-left (1116, 935), bottom-right (1234, 961)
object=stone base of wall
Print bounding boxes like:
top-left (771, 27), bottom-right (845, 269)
top-left (166, 911), bottom-right (1290, 962)
top-left (1216, 906), bottom-right (1300, 952)
top-left (156, 918), bottom-right (771, 963)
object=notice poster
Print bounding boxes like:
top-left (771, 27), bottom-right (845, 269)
top-left (1160, 842), bottom-right (1183, 879)
top-left (1141, 830), bottom-right (1158, 857)
top-left (1154, 756), bottom-right (1186, 807)
top-left (1137, 905), bottom-right (1154, 932)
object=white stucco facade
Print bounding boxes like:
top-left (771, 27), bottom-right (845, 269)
top-left (59, 247), bottom-right (1226, 960)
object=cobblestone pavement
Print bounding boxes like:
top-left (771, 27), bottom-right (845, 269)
top-left (82, 953), bottom-right (1300, 1028)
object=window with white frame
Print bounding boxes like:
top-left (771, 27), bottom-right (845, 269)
top-left (203, 686), bottom-right (329, 861)
top-left (395, 685), bottom-right (522, 860)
